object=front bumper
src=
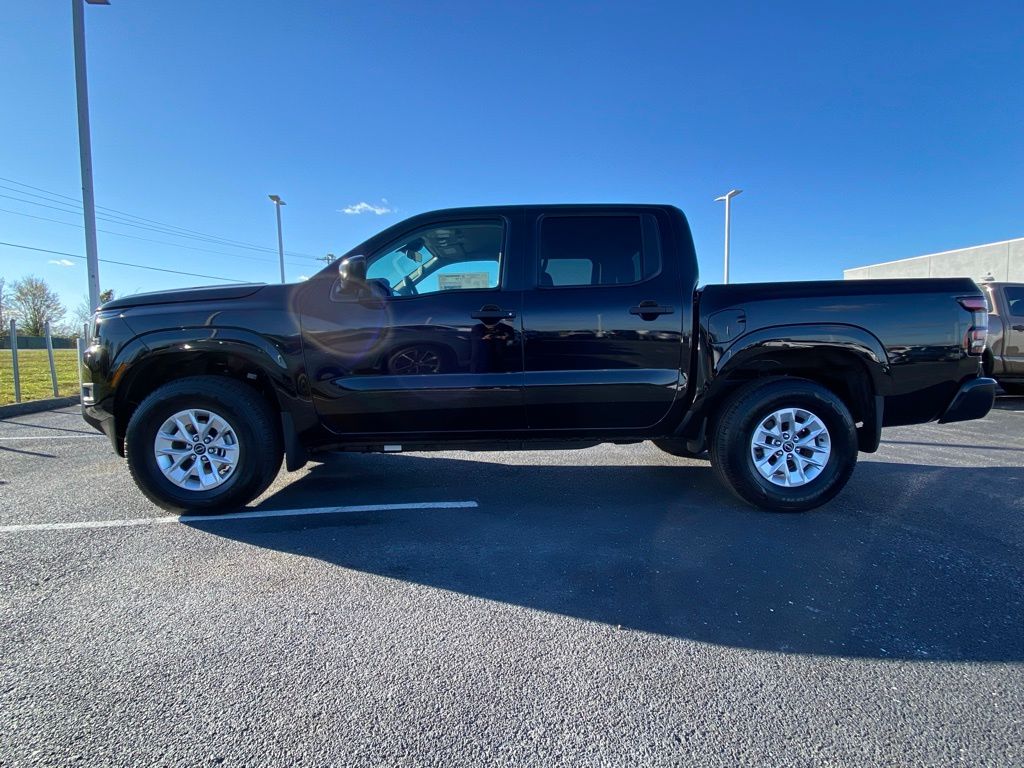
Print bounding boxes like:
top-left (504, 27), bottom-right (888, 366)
top-left (82, 398), bottom-right (122, 454)
top-left (938, 377), bottom-right (996, 424)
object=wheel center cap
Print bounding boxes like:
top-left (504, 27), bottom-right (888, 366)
top-left (783, 441), bottom-right (795, 452)
top-left (193, 444), bottom-right (206, 455)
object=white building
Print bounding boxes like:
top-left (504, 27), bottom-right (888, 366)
top-left (844, 237), bottom-right (1024, 283)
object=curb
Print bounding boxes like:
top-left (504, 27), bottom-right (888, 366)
top-left (0, 396), bottom-right (81, 419)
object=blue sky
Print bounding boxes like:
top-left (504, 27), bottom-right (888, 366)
top-left (1, 1), bottom-right (1021, 312)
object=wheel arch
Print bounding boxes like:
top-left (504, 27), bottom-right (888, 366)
top-left (111, 330), bottom-right (294, 455)
top-left (684, 324), bottom-right (889, 453)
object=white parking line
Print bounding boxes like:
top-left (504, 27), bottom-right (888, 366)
top-left (0, 501), bottom-right (479, 533)
top-left (0, 435), bottom-right (104, 440)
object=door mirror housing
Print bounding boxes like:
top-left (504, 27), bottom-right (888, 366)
top-left (338, 255), bottom-right (367, 286)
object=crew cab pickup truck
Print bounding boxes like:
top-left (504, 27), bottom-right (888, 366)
top-left (980, 281), bottom-right (1024, 395)
top-left (81, 204), bottom-right (996, 513)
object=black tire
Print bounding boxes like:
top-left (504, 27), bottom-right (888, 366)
top-left (652, 438), bottom-right (709, 460)
top-left (710, 377), bottom-right (858, 512)
top-left (999, 381), bottom-right (1024, 396)
top-left (125, 376), bottom-right (282, 513)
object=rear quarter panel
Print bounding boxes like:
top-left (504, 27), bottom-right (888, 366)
top-left (698, 278), bottom-right (983, 426)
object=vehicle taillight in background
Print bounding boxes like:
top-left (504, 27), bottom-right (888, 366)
top-left (957, 297), bottom-right (988, 356)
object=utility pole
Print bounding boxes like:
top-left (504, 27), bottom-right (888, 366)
top-left (714, 189), bottom-right (742, 284)
top-left (268, 195), bottom-right (286, 283)
top-left (72, 0), bottom-right (109, 312)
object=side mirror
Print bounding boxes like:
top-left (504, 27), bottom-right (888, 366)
top-left (338, 255), bottom-right (367, 286)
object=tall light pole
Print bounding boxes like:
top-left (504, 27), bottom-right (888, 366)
top-left (714, 188), bottom-right (742, 284)
top-left (268, 195), bottom-right (286, 283)
top-left (73, 0), bottom-right (109, 312)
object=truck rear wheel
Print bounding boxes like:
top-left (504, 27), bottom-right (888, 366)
top-left (125, 376), bottom-right (282, 513)
top-left (710, 377), bottom-right (858, 512)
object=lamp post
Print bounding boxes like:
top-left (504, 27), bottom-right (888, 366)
top-left (714, 188), bottom-right (742, 284)
top-left (268, 195), bottom-right (286, 283)
top-left (72, 0), bottom-right (109, 312)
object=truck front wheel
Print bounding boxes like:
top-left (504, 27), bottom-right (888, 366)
top-left (125, 376), bottom-right (283, 513)
top-left (710, 378), bottom-right (858, 512)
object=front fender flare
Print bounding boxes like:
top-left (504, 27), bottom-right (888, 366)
top-left (109, 328), bottom-right (316, 456)
top-left (110, 326), bottom-right (293, 401)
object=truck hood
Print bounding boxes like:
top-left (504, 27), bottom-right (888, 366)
top-left (100, 283), bottom-right (266, 310)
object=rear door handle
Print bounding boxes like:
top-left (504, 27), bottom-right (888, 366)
top-left (629, 301), bottom-right (674, 319)
top-left (471, 304), bottom-right (516, 321)
top-left (1012, 324), bottom-right (1024, 332)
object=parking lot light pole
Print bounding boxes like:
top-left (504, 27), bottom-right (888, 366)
top-left (73, 0), bottom-right (109, 312)
top-left (714, 189), bottom-right (742, 284)
top-left (268, 195), bottom-right (286, 284)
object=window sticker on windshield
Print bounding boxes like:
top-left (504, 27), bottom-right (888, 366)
top-left (438, 272), bottom-right (490, 290)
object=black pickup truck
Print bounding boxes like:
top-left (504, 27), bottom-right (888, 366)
top-left (82, 204), bottom-right (995, 513)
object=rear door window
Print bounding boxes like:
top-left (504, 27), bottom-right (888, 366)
top-left (1004, 287), bottom-right (1024, 317)
top-left (538, 214), bottom-right (661, 288)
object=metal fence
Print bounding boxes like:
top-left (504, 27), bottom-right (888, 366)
top-left (0, 335), bottom-right (79, 350)
top-left (0, 320), bottom-right (85, 405)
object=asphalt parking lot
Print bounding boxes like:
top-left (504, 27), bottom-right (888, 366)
top-left (1, 400), bottom-right (1022, 767)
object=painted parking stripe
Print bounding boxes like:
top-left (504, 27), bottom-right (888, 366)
top-left (0, 500), bottom-right (479, 533)
top-left (0, 434), bottom-right (104, 440)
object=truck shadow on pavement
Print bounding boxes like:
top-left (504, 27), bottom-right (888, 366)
top-left (994, 394), bottom-right (1024, 411)
top-left (186, 453), bottom-right (1024, 663)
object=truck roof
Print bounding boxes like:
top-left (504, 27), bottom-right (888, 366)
top-left (392, 203), bottom-right (683, 217)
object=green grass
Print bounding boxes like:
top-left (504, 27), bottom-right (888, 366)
top-left (0, 348), bottom-right (81, 406)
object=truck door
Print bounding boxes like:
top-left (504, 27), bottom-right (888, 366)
top-left (299, 214), bottom-right (526, 435)
top-left (1002, 285), bottom-right (1024, 374)
top-left (519, 208), bottom-right (686, 431)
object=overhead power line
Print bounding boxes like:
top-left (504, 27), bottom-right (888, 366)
top-left (0, 176), bottom-right (320, 261)
top-left (0, 241), bottom-right (250, 284)
top-left (0, 189), bottom-right (321, 262)
top-left (0, 206), bottom-right (313, 269)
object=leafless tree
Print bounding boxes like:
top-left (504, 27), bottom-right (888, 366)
top-left (9, 275), bottom-right (67, 337)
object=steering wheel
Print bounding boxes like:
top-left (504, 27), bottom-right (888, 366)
top-left (366, 278), bottom-right (395, 298)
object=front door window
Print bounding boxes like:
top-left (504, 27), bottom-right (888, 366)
top-left (366, 222), bottom-right (504, 297)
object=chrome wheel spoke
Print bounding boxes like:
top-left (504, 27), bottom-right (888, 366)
top-left (796, 426), bottom-right (824, 444)
top-left (801, 442), bottom-right (830, 455)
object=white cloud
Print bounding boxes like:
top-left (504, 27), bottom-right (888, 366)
top-left (297, 275), bottom-right (310, 281)
top-left (340, 199), bottom-right (393, 215)
top-left (48, 259), bottom-right (76, 267)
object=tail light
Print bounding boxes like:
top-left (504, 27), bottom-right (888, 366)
top-left (958, 296), bottom-right (988, 356)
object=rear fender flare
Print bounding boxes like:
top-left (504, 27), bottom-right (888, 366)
top-left (715, 323), bottom-right (891, 393)
top-left (679, 324), bottom-right (891, 451)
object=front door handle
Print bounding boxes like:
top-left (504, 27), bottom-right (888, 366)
top-left (471, 304), bottom-right (516, 321)
top-left (1012, 324), bottom-right (1024, 332)
top-left (629, 301), bottom-right (674, 320)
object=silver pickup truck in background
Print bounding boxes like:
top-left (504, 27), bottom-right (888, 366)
top-left (982, 281), bottom-right (1024, 395)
